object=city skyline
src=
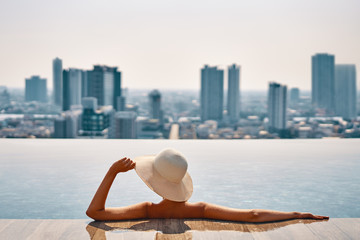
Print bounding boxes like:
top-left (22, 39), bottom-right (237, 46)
top-left (0, 0), bottom-right (359, 90)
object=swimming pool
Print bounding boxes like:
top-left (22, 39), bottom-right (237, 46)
top-left (0, 139), bottom-right (359, 218)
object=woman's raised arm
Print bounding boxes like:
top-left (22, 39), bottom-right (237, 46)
top-left (86, 158), bottom-right (150, 221)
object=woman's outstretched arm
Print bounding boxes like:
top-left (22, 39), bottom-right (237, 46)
top-left (202, 202), bottom-right (329, 222)
top-left (86, 158), bottom-right (149, 221)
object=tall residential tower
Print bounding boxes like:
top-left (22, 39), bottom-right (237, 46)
top-left (201, 65), bottom-right (224, 121)
top-left (335, 64), bottom-right (357, 119)
top-left (53, 57), bottom-right (63, 106)
top-left (62, 68), bottom-right (82, 111)
top-left (87, 65), bottom-right (121, 108)
top-left (149, 89), bottom-right (162, 120)
top-left (268, 82), bottom-right (287, 131)
top-left (312, 53), bottom-right (335, 114)
top-left (227, 64), bottom-right (241, 122)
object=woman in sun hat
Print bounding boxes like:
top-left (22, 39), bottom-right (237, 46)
top-left (86, 148), bottom-right (329, 222)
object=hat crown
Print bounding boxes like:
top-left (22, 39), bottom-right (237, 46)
top-left (154, 149), bottom-right (188, 183)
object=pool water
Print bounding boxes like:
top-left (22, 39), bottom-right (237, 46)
top-left (0, 139), bottom-right (359, 218)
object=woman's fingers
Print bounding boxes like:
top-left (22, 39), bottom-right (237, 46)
top-left (300, 213), bottom-right (329, 220)
top-left (123, 158), bottom-right (136, 170)
top-left (118, 157), bottom-right (127, 162)
top-left (129, 162), bottom-right (136, 170)
top-left (312, 214), bottom-right (329, 220)
top-left (127, 160), bottom-right (136, 169)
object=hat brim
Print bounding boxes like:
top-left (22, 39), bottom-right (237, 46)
top-left (134, 155), bottom-right (193, 202)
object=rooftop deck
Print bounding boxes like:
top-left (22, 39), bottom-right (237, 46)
top-left (0, 218), bottom-right (358, 239)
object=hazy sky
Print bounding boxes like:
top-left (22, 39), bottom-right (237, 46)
top-left (0, 0), bottom-right (359, 90)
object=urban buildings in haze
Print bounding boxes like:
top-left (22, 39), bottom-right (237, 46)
top-left (53, 57), bottom-right (63, 106)
top-left (110, 111), bottom-right (137, 139)
top-left (0, 87), bottom-right (10, 106)
top-left (311, 53), bottom-right (335, 114)
top-left (87, 65), bottom-right (121, 109)
top-left (54, 111), bottom-right (79, 138)
top-left (227, 64), bottom-right (241, 122)
top-left (201, 65), bottom-right (224, 121)
top-left (289, 88), bottom-right (300, 107)
top-left (3, 55), bottom-right (360, 139)
top-left (335, 64), bottom-right (357, 119)
top-left (25, 76), bottom-right (47, 102)
top-left (268, 82), bottom-right (287, 131)
top-left (62, 68), bottom-right (82, 111)
top-left (149, 89), bottom-right (162, 120)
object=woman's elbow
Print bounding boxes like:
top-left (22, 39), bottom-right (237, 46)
top-left (86, 209), bottom-right (101, 220)
top-left (86, 209), bottom-right (95, 219)
top-left (196, 202), bottom-right (206, 217)
top-left (247, 209), bottom-right (261, 222)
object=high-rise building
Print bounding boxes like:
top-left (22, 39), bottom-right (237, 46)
top-left (25, 76), bottom-right (47, 102)
top-left (289, 88), bottom-right (300, 107)
top-left (201, 65), bottom-right (224, 121)
top-left (53, 57), bottom-right (63, 106)
top-left (227, 64), bottom-right (240, 122)
top-left (312, 53), bottom-right (335, 114)
top-left (62, 68), bottom-right (82, 111)
top-left (335, 64), bottom-right (357, 119)
top-left (110, 111), bottom-right (137, 139)
top-left (81, 97), bottom-right (112, 136)
top-left (87, 65), bottom-right (121, 108)
top-left (149, 90), bottom-right (162, 120)
top-left (268, 82), bottom-right (287, 131)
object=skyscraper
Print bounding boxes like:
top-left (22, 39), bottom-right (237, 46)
top-left (201, 65), bottom-right (224, 121)
top-left (335, 64), bottom-right (357, 119)
top-left (53, 57), bottom-right (63, 106)
top-left (227, 64), bottom-right (240, 122)
top-left (312, 53), bottom-right (335, 114)
top-left (268, 82), bottom-right (287, 131)
top-left (62, 68), bottom-right (82, 111)
top-left (87, 65), bottom-right (121, 108)
top-left (25, 76), bottom-right (47, 102)
top-left (149, 90), bottom-right (162, 119)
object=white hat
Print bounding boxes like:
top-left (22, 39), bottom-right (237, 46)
top-left (134, 148), bottom-right (193, 202)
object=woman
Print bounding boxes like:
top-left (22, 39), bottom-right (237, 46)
top-left (86, 148), bottom-right (329, 222)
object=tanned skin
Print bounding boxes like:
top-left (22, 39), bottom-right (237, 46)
top-left (86, 158), bottom-right (329, 222)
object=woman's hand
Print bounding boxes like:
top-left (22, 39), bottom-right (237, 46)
top-left (109, 157), bottom-right (136, 174)
top-left (299, 212), bottom-right (329, 220)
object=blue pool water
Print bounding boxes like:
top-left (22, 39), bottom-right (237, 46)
top-left (0, 139), bottom-right (359, 219)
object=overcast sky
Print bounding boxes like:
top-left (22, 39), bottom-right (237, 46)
top-left (0, 0), bottom-right (359, 90)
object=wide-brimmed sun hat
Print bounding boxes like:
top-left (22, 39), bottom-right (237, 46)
top-left (134, 148), bottom-right (193, 202)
